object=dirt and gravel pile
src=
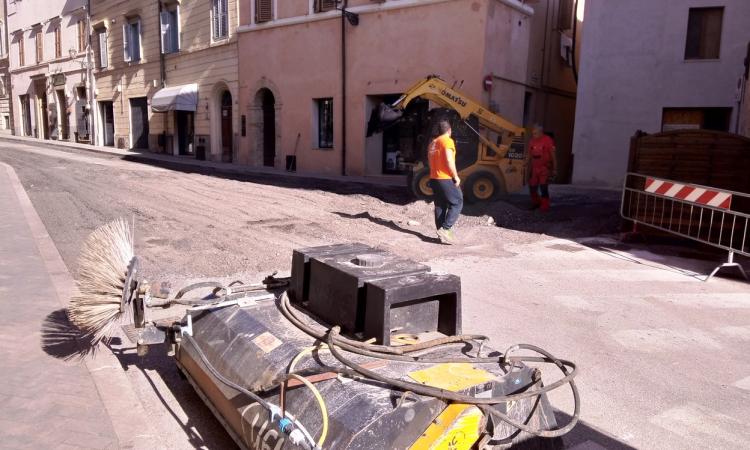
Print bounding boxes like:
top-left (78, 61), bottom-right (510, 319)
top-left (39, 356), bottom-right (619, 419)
top-left (1, 144), bottom-right (622, 285)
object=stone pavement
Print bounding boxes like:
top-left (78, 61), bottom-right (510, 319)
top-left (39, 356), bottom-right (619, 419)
top-left (0, 163), bottom-right (159, 449)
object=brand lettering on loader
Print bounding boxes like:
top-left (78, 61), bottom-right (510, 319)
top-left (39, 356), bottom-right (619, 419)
top-left (440, 89), bottom-right (468, 108)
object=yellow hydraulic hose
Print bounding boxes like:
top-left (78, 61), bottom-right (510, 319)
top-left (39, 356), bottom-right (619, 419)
top-left (287, 374), bottom-right (329, 448)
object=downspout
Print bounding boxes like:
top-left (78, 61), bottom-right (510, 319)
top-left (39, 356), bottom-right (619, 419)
top-left (157, 0), bottom-right (168, 153)
top-left (571, 0), bottom-right (579, 84)
top-left (4, 2), bottom-right (14, 134)
top-left (341, 0), bottom-right (347, 176)
top-left (86, 0), bottom-right (95, 144)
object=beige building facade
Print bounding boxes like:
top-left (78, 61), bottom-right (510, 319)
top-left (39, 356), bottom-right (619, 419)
top-left (0, 0), bottom-right (11, 134)
top-left (236, 0), bottom-right (534, 177)
top-left (91, 0), bottom-right (239, 160)
top-left (7, 0), bottom-right (91, 141)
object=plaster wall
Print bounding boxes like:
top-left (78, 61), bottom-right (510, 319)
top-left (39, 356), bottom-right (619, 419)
top-left (237, 0), bottom-right (532, 176)
top-left (7, 0), bottom-right (88, 140)
top-left (572, 0), bottom-right (750, 187)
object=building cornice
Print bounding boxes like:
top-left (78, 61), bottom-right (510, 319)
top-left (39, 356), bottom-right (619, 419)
top-left (238, 0), bottom-right (532, 34)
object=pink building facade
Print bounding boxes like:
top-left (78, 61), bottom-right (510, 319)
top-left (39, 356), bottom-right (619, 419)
top-left (236, 0), bottom-right (533, 178)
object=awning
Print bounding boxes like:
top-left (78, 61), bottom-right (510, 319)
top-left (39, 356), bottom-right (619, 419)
top-left (151, 84), bottom-right (198, 112)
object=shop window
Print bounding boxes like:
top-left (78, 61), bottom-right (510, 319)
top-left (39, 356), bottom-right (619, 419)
top-left (685, 7), bottom-right (723, 60)
top-left (315, 98), bottom-right (333, 149)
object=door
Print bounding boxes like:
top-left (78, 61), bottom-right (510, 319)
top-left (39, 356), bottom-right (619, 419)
top-left (177, 111), bottom-right (195, 156)
top-left (130, 97), bottom-right (149, 149)
top-left (38, 92), bottom-right (49, 139)
top-left (221, 91), bottom-right (233, 162)
top-left (100, 101), bottom-right (114, 147)
top-left (20, 95), bottom-right (32, 136)
top-left (56, 90), bottom-right (69, 141)
top-left (262, 90), bottom-right (275, 167)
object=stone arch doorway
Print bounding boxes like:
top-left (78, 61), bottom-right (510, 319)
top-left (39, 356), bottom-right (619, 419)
top-left (220, 90), bottom-right (233, 163)
top-left (256, 88), bottom-right (276, 167)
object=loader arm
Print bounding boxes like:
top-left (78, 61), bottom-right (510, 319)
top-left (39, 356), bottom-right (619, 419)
top-left (392, 76), bottom-right (526, 137)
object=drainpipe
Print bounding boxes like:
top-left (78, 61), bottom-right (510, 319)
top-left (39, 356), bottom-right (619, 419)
top-left (341, 0), bottom-right (347, 176)
top-left (157, 0), bottom-right (168, 153)
top-left (571, 0), bottom-right (579, 84)
top-left (86, 0), bottom-right (95, 145)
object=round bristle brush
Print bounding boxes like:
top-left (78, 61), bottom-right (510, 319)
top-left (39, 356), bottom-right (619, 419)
top-left (68, 218), bottom-right (135, 345)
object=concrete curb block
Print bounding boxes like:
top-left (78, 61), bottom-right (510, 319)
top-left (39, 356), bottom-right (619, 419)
top-left (1, 162), bottom-right (163, 449)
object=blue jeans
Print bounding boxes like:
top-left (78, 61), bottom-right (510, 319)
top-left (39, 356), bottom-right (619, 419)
top-left (431, 179), bottom-right (463, 230)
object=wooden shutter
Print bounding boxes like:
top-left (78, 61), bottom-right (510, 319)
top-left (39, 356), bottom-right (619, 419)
top-left (161, 11), bottom-right (170, 53)
top-left (132, 21), bottom-right (141, 61)
top-left (123, 23), bottom-right (130, 62)
top-left (98, 30), bottom-right (108, 68)
top-left (18, 35), bottom-right (24, 66)
top-left (558, 0), bottom-right (574, 30)
top-left (54, 27), bottom-right (61, 58)
top-left (35, 30), bottom-right (42, 63)
top-left (256, 0), bottom-right (273, 23)
top-left (316, 0), bottom-right (336, 13)
top-left (78, 19), bottom-right (86, 52)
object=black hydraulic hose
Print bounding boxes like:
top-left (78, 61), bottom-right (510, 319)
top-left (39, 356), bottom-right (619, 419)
top-left (279, 294), bottom-right (489, 358)
top-left (326, 327), bottom-right (580, 438)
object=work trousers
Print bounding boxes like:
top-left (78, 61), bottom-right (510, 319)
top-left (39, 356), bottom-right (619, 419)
top-left (529, 184), bottom-right (550, 199)
top-left (431, 179), bottom-right (464, 230)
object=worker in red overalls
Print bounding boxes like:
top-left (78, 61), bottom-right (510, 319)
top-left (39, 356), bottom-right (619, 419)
top-left (526, 124), bottom-right (557, 212)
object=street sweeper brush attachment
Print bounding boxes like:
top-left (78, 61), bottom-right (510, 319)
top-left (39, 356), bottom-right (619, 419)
top-left (68, 218), bottom-right (135, 345)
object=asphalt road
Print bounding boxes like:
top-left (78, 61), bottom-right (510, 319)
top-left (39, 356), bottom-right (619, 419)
top-left (1, 139), bottom-right (749, 450)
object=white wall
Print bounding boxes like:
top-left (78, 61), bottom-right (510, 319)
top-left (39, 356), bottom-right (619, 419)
top-left (572, 0), bottom-right (750, 186)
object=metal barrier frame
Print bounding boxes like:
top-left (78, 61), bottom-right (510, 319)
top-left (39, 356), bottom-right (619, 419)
top-left (621, 172), bottom-right (749, 282)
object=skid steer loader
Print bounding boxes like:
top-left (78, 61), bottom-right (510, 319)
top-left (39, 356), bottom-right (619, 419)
top-left (369, 76), bottom-right (527, 203)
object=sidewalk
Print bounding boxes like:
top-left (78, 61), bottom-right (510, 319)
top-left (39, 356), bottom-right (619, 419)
top-left (0, 134), bottom-right (407, 188)
top-left (0, 163), bottom-right (158, 449)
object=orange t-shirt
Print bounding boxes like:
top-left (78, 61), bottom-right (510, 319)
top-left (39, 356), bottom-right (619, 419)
top-left (428, 134), bottom-right (456, 180)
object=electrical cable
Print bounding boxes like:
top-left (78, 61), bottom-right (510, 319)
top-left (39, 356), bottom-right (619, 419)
top-left (325, 327), bottom-right (580, 439)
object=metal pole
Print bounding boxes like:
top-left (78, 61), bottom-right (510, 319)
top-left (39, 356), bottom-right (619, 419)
top-left (86, 0), bottom-right (96, 145)
top-left (340, 1), bottom-right (347, 176)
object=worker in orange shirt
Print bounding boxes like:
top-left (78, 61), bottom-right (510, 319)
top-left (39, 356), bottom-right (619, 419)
top-left (428, 120), bottom-right (463, 244)
top-left (527, 124), bottom-right (557, 212)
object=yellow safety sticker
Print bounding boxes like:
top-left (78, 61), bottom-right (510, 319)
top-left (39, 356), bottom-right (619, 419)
top-left (409, 403), bottom-right (484, 450)
top-left (408, 363), bottom-right (496, 392)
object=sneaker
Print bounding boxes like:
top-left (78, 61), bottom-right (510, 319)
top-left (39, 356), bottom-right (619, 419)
top-left (437, 228), bottom-right (455, 245)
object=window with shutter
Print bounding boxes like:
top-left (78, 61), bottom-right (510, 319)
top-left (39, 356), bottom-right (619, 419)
top-left (212, 0), bottom-right (228, 40)
top-left (315, 0), bottom-right (336, 13)
top-left (256, 0), bottom-right (273, 23)
top-left (18, 35), bottom-right (24, 66)
top-left (98, 29), bottom-right (108, 68)
top-left (685, 7), bottom-right (724, 60)
top-left (35, 30), bottom-right (42, 63)
top-left (123, 23), bottom-right (130, 62)
top-left (77, 19), bottom-right (86, 52)
top-left (54, 26), bottom-right (61, 59)
top-left (161, 8), bottom-right (180, 53)
top-left (131, 21), bottom-right (141, 61)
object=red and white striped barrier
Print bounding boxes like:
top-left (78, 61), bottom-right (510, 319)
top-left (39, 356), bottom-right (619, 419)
top-left (644, 177), bottom-right (732, 210)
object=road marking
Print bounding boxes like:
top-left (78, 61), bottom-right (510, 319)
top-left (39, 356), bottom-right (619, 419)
top-left (611, 328), bottom-right (723, 352)
top-left (651, 403), bottom-right (749, 445)
top-left (734, 376), bottom-right (750, 391)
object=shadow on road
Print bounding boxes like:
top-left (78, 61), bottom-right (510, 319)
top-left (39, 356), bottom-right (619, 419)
top-left (333, 211), bottom-right (442, 244)
top-left (556, 412), bottom-right (638, 449)
top-left (40, 308), bottom-right (98, 361)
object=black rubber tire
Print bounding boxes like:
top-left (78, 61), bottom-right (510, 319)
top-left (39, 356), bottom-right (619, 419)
top-left (408, 167), bottom-right (435, 200)
top-left (464, 171), bottom-right (502, 204)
